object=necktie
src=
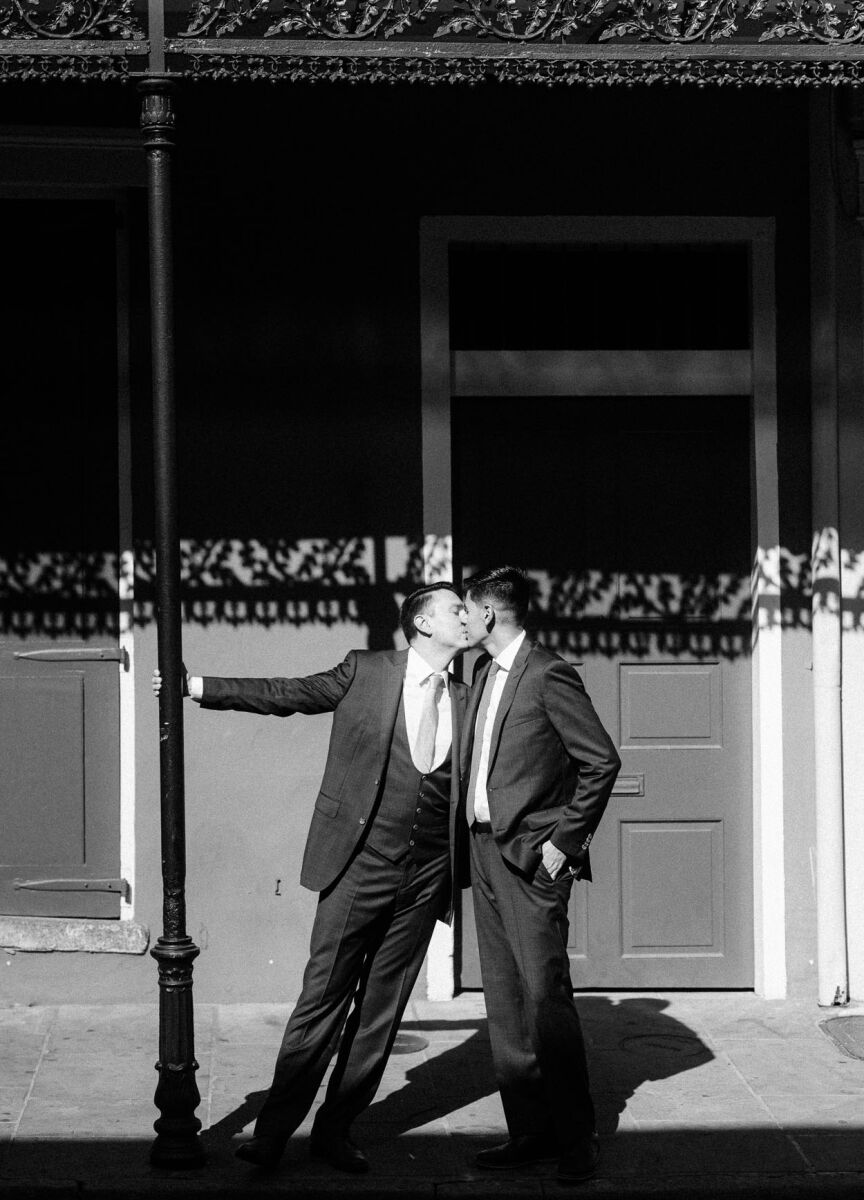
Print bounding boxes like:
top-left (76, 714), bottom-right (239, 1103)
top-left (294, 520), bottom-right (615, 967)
top-left (468, 661), bottom-right (501, 822)
top-left (414, 673), bottom-right (445, 773)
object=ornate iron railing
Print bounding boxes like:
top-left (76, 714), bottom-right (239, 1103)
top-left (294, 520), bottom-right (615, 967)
top-left (4, 1), bottom-right (864, 87)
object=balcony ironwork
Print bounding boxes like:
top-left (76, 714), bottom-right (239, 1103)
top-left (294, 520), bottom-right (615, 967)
top-left (3, 0), bottom-right (864, 84)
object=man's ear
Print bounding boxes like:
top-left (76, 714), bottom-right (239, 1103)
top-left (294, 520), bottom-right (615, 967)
top-left (484, 604), bottom-right (495, 631)
top-left (413, 612), bottom-right (430, 639)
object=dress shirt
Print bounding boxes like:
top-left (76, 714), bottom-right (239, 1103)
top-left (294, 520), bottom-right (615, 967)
top-left (472, 630), bottom-right (527, 823)
top-left (404, 646), bottom-right (452, 772)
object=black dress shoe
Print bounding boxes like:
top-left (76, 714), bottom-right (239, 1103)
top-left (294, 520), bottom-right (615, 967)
top-left (475, 1133), bottom-right (559, 1170)
top-left (310, 1125), bottom-right (370, 1174)
top-left (557, 1132), bottom-right (600, 1183)
top-left (234, 1135), bottom-right (287, 1168)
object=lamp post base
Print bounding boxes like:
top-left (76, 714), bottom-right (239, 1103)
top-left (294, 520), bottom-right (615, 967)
top-left (150, 936), bottom-right (204, 1169)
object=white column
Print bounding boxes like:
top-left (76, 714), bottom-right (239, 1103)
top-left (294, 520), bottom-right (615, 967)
top-left (751, 229), bottom-right (787, 999)
top-left (810, 94), bottom-right (849, 1008)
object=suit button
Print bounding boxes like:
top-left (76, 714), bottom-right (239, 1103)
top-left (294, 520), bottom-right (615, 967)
top-left (373, 778), bottom-right (380, 786)
top-left (409, 840), bottom-right (415, 847)
top-left (359, 817), bottom-right (366, 825)
top-left (416, 807), bottom-right (422, 814)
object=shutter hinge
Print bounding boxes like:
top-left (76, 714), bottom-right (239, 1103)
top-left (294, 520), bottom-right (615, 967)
top-left (14, 648), bottom-right (127, 665)
top-left (14, 878), bottom-right (129, 900)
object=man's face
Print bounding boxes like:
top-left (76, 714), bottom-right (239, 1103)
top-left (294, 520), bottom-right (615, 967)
top-left (463, 593), bottom-right (490, 648)
top-left (419, 589), bottom-right (469, 655)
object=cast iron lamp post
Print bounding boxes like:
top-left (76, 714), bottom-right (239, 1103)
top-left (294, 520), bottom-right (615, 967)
top-left (140, 77), bottom-right (204, 1169)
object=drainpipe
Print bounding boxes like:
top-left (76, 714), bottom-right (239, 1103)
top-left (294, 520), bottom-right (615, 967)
top-left (140, 78), bottom-right (205, 1164)
top-left (810, 94), bottom-right (849, 1008)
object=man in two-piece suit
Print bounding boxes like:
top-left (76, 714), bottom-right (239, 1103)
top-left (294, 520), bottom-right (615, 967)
top-left (155, 582), bottom-right (469, 1171)
top-left (461, 565), bottom-right (620, 1185)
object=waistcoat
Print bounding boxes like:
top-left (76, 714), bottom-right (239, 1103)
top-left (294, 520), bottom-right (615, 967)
top-left (365, 697), bottom-right (451, 865)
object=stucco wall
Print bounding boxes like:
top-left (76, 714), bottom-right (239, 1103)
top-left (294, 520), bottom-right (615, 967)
top-left (1, 82), bottom-right (823, 1005)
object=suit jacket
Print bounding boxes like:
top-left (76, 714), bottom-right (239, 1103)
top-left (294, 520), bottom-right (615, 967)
top-left (201, 648), bottom-right (470, 918)
top-left (461, 638), bottom-right (620, 880)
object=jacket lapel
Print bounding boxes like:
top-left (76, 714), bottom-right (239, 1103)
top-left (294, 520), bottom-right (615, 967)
top-left (379, 649), bottom-right (408, 762)
top-left (486, 637), bottom-right (533, 776)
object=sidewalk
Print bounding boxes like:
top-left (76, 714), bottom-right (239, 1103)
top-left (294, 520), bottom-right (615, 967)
top-left (2, 993), bottom-right (863, 1198)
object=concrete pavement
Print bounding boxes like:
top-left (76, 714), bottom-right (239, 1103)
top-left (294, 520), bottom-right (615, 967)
top-left (1, 993), bottom-right (864, 1198)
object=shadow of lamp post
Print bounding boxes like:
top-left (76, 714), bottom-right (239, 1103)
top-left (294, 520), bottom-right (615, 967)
top-left (140, 77), bottom-right (204, 1169)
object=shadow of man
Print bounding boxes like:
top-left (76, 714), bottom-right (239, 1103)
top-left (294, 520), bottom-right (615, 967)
top-left (199, 997), bottom-right (712, 1161)
top-left (200, 1090), bottom-right (268, 1157)
top-left (360, 1019), bottom-right (497, 1137)
top-left (577, 995), bottom-right (714, 1133)
top-left (362, 998), bottom-right (712, 1141)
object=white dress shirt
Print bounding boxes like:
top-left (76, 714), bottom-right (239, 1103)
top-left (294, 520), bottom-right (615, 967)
top-left (404, 647), bottom-right (452, 772)
top-left (472, 630), bottom-right (526, 823)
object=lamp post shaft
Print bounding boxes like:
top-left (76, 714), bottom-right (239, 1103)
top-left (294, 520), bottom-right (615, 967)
top-left (140, 77), bottom-right (204, 1170)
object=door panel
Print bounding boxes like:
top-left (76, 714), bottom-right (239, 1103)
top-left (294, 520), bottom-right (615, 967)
top-left (620, 821), bottom-right (724, 955)
top-left (1, 673), bottom-right (86, 863)
top-left (620, 664), bottom-right (722, 747)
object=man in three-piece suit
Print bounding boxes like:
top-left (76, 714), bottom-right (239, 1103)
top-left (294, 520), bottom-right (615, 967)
top-left (461, 565), bottom-right (620, 1185)
top-left (162, 582), bottom-right (469, 1171)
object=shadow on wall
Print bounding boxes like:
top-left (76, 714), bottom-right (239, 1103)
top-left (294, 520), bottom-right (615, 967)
top-left (0, 537), bottom-right (842, 658)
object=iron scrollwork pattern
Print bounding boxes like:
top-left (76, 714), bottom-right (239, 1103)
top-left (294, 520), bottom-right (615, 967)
top-left (182, 0), bottom-right (441, 39)
top-left (265, 0), bottom-right (441, 38)
top-left (749, 0), bottom-right (864, 43)
top-left (176, 0), bottom-right (864, 43)
top-left (0, 52), bottom-right (134, 78)
top-left (0, 0), bottom-right (143, 39)
top-left (181, 49), bottom-right (864, 83)
top-left (598, 0), bottom-right (740, 42)
top-left (182, 0), bottom-right (271, 37)
top-left (434, 0), bottom-right (607, 41)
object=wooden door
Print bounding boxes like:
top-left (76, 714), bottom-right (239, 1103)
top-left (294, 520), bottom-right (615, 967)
top-left (456, 394), bottom-right (753, 988)
top-left (0, 198), bottom-right (123, 919)
top-left (449, 240), bottom-right (754, 989)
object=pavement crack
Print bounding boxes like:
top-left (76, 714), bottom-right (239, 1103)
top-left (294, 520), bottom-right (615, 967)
top-left (718, 1045), bottom-right (816, 1172)
top-left (11, 1011), bottom-right (55, 1142)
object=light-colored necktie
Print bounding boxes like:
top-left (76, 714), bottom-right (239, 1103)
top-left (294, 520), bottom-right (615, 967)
top-left (468, 661), bottom-right (501, 821)
top-left (414, 673), bottom-right (445, 773)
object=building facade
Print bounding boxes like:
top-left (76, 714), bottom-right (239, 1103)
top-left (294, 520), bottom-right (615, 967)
top-left (1, 2), bottom-right (864, 1014)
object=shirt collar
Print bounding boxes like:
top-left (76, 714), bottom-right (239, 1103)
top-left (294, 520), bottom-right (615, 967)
top-left (406, 645), bottom-right (447, 686)
top-left (493, 629), bottom-right (527, 673)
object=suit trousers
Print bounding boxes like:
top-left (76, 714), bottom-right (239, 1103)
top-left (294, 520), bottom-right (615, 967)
top-left (470, 828), bottom-right (595, 1146)
top-left (254, 840), bottom-right (449, 1141)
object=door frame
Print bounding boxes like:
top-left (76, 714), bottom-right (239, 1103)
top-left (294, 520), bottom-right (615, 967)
top-left (0, 144), bottom-right (144, 943)
top-left (419, 215), bottom-right (785, 999)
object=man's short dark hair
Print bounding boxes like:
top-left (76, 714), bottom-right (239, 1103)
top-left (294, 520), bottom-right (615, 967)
top-left (399, 581), bottom-right (457, 644)
top-left (463, 565), bottom-right (530, 627)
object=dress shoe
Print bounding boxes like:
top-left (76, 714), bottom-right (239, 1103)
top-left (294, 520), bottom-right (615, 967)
top-left (310, 1125), bottom-right (370, 1174)
top-left (234, 1134), bottom-right (287, 1168)
top-left (557, 1132), bottom-right (600, 1183)
top-left (475, 1133), bottom-right (559, 1170)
